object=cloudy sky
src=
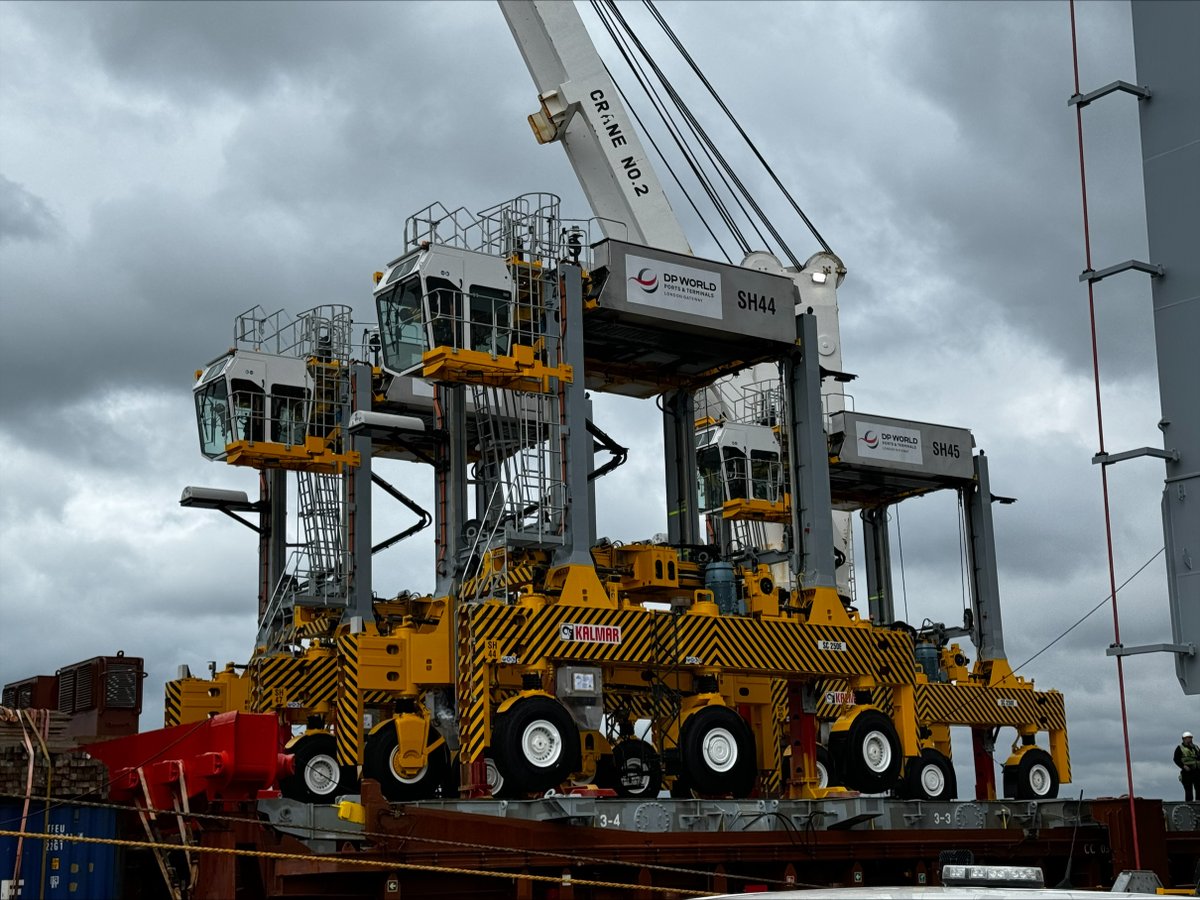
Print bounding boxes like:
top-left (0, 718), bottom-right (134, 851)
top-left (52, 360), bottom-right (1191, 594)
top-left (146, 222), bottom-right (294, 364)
top-left (0, 1), bottom-right (1188, 803)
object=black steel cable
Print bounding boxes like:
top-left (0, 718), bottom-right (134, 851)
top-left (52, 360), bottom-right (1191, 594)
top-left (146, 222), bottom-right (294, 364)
top-left (605, 65), bottom-right (731, 262)
top-left (596, 1), bottom-right (770, 254)
top-left (603, 0), bottom-right (798, 266)
top-left (589, 1), bottom-right (747, 257)
top-left (643, 0), bottom-right (835, 257)
top-left (599, 0), bottom-right (771, 258)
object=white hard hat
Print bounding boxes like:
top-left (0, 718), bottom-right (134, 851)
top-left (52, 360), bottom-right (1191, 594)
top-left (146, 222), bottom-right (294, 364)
top-left (1185, 731), bottom-right (1194, 739)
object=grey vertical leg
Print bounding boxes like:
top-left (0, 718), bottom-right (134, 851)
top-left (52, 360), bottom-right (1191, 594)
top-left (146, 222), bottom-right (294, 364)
top-left (348, 363), bottom-right (374, 623)
top-left (862, 506), bottom-right (894, 624)
top-left (786, 314), bottom-right (836, 590)
top-left (965, 453), bottom-right (1005, 662)
top-left (663, 389), bottom-right (698, 546)
top-left (555, 264), bottom-right (595, 567)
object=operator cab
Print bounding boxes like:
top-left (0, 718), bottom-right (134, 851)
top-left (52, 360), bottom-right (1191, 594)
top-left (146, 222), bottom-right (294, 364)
top-left (193, 350), bottom-right (310, 460)
top-left (696, 422), bottom-right (785, 513)
top-left (374, 245), bottom-right (515, 378)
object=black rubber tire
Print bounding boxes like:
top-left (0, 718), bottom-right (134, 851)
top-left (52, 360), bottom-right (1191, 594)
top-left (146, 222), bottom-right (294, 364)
top-left (363, 722), bottom-right (450, 802)
top-left (679, 706), bottom-right (757, 797)
top-left (831, 709), bottom-right (903, 793)
top-left (815, 744), bottom-right (840, 789)
top-left (279, 732), bottom-right (357, 804)
top-left (491, 696), bottom-right (581, 795)
top-left (898, 748), bottom-right (957, 801)
top-left (486, 753), bottom-right (517, 799)
top-left (1005, 747), bottom-right (1059, 800)
top-left (604, 739), bottom-right (662, 798)
top-left (668, 778), bottom-right (694, 799)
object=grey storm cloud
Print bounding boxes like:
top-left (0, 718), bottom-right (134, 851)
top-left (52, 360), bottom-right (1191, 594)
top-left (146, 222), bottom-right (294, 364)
top-left (0, 174), bottom-right (59, 243)
top-left (0, 0), bottom-right (1191, 805)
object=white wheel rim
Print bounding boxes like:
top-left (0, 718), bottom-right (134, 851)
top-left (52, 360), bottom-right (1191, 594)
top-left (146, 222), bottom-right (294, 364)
top-left (304, 753), bottom-right (339, 796)
top-left (701, 726), bottom-right (738, 773)
top-left (620, 755), bottom-right (651, 793)
top-left (389, 748), bottom-right (429, 785)
top-left (919, 763), bottom-right (945, 796)
top-left (485, 757), bottom-right (504, 793)
top-left (861, 730), bottom-right (893, 774)
top-left (815, 759), bottom-right (830, 789)
top-left (1028, 763), bottom-right (1052, 796)
top-left (520, 719), bottom-right (562, 768)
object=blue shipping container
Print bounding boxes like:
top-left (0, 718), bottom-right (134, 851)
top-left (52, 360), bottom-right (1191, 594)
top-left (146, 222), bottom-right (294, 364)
top-left (0, 802), bottom-right (120, 899)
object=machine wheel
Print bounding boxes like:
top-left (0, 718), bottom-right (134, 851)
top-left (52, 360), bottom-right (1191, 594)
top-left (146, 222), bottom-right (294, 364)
top-left (606, 739), bottom-right (662, 798)
top-left (1004, 748), bottom-right (1059, 800)
top-left (679, 706), bottom-right (757, 797)
top-left (363, 724), bottom-right (450, 802)
top-left (485, 754), bottom-right (508, 798)
top-left (492, 696), bottom-right (580, 795)
top-left (280, 733), bottom-right (356, 804)
top-left (833, 709), bottom-right (903, 793)
top-left (899, 748), bottom-right (957, 801)
top-left (815, 744), bottom-right (839, 789)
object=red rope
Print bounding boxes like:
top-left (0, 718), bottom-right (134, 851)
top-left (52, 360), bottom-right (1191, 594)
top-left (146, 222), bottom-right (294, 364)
top-left (1069, 0), bottom-right (1141, 869)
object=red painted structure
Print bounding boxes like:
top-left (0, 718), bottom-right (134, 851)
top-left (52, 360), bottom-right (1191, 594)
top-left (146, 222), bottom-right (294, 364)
top-left (83, 711), bottom-right (293, 810)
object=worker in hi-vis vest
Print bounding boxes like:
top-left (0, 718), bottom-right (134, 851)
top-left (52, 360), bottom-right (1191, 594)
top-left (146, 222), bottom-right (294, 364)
top-left (1175, 731), bottom-right (1199, 802)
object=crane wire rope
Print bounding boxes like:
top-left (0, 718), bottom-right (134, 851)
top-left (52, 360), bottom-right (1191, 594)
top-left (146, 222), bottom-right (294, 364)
top-left (606, 66), bottom-right (732, 261)
top-left (597, 3), bottom-right (782, 262)
top-left (1068, 0), bottom-right (1140, 869)
top-left (641, 0), bottom-right (834, 259)
top-left (589, 0), bottom-right (751, 257)
top-left (595, 0), bottom-right (770, 254)
top-left (602, 0), bottom-right (783, 260)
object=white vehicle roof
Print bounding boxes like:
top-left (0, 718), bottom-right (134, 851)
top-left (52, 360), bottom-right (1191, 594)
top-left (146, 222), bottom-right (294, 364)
top-left (707, 889), bottom-right (1161, 899)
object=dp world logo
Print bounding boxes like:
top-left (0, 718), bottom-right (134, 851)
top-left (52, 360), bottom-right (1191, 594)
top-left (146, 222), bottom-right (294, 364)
top-left (860, 430), bottom-right (879, 449)
top-left (628, 267), bottom-right (659, 293)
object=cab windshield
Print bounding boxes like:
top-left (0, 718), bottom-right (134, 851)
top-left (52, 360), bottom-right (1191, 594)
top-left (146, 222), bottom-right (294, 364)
top-left (376, 274), bottom-right (426, 374)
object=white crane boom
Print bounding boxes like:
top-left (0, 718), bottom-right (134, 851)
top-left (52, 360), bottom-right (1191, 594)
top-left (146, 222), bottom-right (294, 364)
top-left (498, 0), bottom-right (691, 254)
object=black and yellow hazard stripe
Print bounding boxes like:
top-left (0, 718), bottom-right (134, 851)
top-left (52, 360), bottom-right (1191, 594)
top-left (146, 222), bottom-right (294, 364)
top-left (335, 634), bottom-right (362, 767)
top-left (460, 564), bottom-right (536, 599)
top-left (248, 654), bottom-right (338, 711)
top-left (164, 680), bottom-right (182, 727)
top-left (297, 614), bottom-right (337, 640)
top-left (915, 683), bottom-right (1066, 730)
top-left (457, 610), bottom-right (490, 766)
top-left (770, 679), bottom-right (788, 721)
top-left (465, 604), bottom-right (916, 683)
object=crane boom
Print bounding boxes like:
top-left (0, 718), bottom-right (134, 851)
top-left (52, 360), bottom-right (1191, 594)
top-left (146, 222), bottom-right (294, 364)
top-left (498, 0), bottom-right (691, 254)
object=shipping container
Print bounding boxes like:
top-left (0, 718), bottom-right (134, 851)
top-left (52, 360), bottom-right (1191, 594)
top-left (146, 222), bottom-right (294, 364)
top-left (0, 802), bottom-right (120, 900)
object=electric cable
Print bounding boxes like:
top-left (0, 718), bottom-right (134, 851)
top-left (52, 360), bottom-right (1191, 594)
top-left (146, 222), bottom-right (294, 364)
top-left (999, 546), bottom-right (1164, 681)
